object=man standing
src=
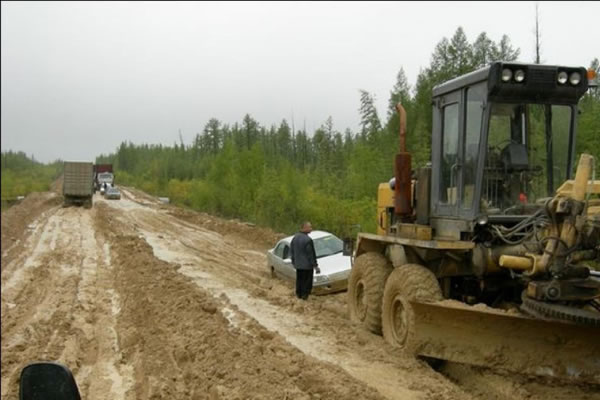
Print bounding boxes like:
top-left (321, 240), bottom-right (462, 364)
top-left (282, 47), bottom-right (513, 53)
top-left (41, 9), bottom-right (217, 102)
top-left (290, 221), bottom-right (320, 300)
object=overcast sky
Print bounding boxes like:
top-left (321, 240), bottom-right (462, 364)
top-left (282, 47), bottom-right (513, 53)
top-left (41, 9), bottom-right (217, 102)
top-left (2, 1), bottom-right (599, 163)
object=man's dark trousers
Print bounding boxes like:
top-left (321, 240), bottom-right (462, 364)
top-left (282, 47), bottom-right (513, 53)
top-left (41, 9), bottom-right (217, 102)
top-left (296, 269), bottom-right (314, 300)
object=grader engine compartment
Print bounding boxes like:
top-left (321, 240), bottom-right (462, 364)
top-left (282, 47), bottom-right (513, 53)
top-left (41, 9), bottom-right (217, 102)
top-left (348, 61), bottom-right (600, 384)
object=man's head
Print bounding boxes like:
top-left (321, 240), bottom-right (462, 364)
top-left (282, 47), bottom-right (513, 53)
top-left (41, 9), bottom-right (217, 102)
top-left (300, 221), bottom-right (312, 233)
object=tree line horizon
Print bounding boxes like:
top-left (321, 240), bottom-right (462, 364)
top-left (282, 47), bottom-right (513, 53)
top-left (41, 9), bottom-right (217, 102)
top-left (3, 27), bottom-right (599, 237)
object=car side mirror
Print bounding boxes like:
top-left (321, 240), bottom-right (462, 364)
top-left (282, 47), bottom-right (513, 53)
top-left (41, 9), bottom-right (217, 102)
top-left (343, 238), bottom-right (354, 257)
top-left (19, 362), bottom-right (81, 400)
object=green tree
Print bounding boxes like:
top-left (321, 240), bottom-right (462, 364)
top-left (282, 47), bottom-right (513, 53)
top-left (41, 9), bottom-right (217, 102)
top-left (490, 35), bottom-right (520, 62)
top-left (276, 119), bottom-right (293, 160)
top-left (203, 118), bottom-right (222, 154)
top-left (387, 67), bottom-right (411, 119)
top-left (448, 26), bottom-right (475, 75)
top-left (472, 32), bottom-right (494, 67)
top-left (358, 89), bottom-right (382, 142)
top-left (242, 114), bottom-right (260, 150)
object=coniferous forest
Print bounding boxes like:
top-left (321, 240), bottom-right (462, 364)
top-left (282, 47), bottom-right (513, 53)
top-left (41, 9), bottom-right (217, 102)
top-left (4, 28), bottom-right (600, 235)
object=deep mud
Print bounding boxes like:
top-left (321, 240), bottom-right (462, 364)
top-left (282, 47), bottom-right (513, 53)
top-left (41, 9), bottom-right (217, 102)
top-left (2, 188), bottom-right (599, 400)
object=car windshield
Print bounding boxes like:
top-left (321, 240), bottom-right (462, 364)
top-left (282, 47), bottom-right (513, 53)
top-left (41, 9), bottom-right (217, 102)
top-left (313, 235), bottom-right (343, 258)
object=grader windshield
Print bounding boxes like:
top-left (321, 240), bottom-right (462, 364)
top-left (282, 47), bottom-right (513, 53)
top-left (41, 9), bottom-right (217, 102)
top-left (481, 103), bottom-right (573, 214)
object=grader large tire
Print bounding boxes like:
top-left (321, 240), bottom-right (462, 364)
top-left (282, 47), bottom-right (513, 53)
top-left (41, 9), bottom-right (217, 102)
top-left (381, 264), bottom-right (442, 353)
top-left (348, 252), bottom-right (393, 334)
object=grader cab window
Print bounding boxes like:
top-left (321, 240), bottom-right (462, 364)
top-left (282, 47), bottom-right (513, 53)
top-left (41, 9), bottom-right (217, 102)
top-left (440, 103), bottom-right (460, 205)
top-left (482, 103), bottom-right (573, 214)
top-left (462, 85), bottom-right (485, 210)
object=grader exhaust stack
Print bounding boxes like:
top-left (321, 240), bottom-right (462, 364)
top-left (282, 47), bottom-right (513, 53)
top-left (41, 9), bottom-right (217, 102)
top-left (394, 104), bottom-right (412, 219)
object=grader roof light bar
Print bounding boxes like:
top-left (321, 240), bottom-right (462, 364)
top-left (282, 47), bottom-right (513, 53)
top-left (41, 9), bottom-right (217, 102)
top-left (488, 62), bottom-right (589, 104)
top-left (433, 62), bottom-right (590, 103)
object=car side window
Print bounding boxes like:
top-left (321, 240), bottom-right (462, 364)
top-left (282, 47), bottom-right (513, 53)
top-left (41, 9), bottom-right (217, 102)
top-left (282, 245), bottom-right (290, 260)
top-left (274, 243), bottom-right (285, 258)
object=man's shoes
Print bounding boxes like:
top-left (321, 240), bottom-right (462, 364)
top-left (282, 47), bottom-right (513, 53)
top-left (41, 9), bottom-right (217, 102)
top-left (301, 295), bottom-right (308, 300)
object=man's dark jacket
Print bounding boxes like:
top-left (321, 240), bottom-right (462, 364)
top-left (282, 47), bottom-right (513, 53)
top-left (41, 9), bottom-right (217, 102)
top-left (290, 232), bottom-right (318, 270)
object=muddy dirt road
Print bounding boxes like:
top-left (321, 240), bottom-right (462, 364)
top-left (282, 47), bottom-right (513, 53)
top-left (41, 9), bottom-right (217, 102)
top-left (2, 189), bottom-right (599, 400)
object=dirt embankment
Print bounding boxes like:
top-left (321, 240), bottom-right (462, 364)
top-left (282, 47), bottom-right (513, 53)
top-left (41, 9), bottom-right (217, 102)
top-left (2, 189), bottom-right (599, 400)
top-left (165, 206), bottom-right (287, 251)
top-left (1, 192), bottom-right (61, 248)
top-left (122, 185), bottom-right (287, 250)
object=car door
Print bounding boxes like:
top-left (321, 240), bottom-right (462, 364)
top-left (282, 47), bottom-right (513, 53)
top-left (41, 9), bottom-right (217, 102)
top-left (280, 243), bottom-right (295, 279)
top-left (271, 242), bottom-right (286, 277)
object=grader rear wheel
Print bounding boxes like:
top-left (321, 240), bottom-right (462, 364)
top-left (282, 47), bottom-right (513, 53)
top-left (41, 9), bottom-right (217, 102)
top-left (381, 264), bottom-right (442, 353)
top-left (348, 252), bottom-right (393, 334)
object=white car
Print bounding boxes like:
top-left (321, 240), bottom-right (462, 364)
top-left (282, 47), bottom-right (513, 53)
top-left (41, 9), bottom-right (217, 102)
top-left (105, 187), bottom-right (121, 200)
top-left (266, 230), bottom-right (351, 294)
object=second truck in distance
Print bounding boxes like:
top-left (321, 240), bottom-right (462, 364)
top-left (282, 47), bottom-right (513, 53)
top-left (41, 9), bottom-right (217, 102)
top-left (94, 163), bottom-right (114, 192)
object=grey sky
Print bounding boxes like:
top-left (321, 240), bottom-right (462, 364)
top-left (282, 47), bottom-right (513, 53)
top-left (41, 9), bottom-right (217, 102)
top-left (2, 1), bottom-right (599, 163)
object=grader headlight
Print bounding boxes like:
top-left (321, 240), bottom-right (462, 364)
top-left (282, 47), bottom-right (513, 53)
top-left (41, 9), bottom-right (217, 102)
top-left (569, 71), bottom-right (582, 86)
top-left (557, 71), bottom-right (568, 84)
top-left (501, 68), bottom-right (513, 82)
top-left (514, 69), bottom-right (526, 82)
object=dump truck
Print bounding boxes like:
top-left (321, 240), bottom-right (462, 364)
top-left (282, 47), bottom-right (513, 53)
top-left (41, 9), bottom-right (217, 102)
top-left (63, 161), bottom-right (94, 208)
top-left (347, 62), bottom-right (600, 383)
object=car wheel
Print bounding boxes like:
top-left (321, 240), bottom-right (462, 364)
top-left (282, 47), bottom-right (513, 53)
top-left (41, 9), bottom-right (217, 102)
top-left (381, 264), bottom-right (442, 353)
top-left (347, 252), bottom-right (393, 334)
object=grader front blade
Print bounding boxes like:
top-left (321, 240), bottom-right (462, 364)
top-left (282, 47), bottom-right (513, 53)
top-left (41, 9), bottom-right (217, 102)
top-left (410, 301), bottom-right (600, 383)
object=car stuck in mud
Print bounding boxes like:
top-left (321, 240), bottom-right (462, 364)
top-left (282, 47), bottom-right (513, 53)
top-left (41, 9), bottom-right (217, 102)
top-left (267, 230), bottom-right (351, 294)
top-left (105, 186), bottom-right (121, 200)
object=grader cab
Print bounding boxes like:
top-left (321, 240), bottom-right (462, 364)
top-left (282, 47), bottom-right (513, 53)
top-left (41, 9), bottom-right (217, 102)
top-left (348, 62), bottom-right (600, 382)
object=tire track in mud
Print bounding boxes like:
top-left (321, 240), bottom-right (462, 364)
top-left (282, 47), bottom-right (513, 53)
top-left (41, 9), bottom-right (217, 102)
top-left (94, 201), bottom-right (389, 400)
top-left (1, 202), bottom-right (133, 400)
top-left (103, 192), bottom-right (472, 400)
top-left (1, 206), bottom-right (68, 398)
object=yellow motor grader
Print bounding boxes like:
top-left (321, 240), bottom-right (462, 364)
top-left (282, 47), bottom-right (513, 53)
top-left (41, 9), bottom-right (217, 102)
top-left (347, 62), bottom-right (600, 382)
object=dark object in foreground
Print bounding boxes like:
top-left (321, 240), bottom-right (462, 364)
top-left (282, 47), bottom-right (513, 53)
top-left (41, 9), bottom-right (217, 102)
top-left (20, 362), bottom-right (80, 400)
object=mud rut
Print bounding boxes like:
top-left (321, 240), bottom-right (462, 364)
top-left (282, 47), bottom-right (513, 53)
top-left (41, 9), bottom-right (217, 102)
top-left (1, 189), bottom-right (598, 400)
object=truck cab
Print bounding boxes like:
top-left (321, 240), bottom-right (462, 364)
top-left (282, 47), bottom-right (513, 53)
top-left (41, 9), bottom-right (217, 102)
top-left (97, 172), bottom-right (114, 187)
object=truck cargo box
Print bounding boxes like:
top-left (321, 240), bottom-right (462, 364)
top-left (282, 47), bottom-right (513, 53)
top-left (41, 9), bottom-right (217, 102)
top-left (63, 161), bottom-right (94, 207)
